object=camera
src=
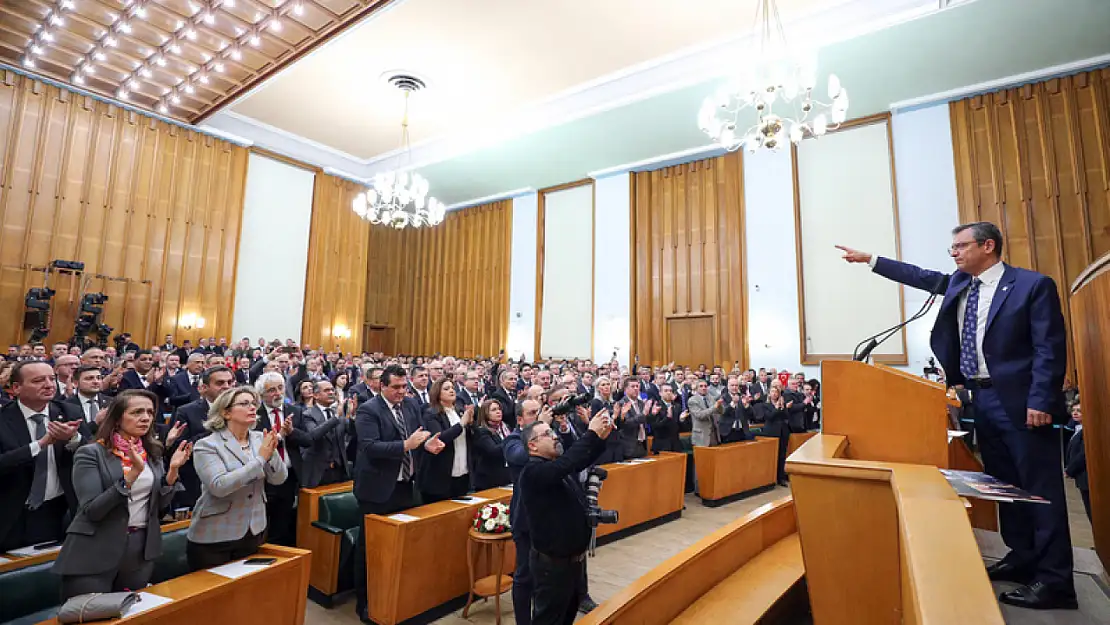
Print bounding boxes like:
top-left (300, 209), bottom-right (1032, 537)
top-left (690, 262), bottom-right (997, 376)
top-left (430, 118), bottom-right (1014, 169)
top-left (583, 467), bottom-right (619, 527)
top-left (552, 392), bottom-right (592, 417)
top-left (923, 357), bottom-right (940, 378)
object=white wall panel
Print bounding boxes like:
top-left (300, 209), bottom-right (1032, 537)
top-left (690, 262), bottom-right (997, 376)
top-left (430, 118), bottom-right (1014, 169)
top-left (795, 118), bottom-right (903, 361)
top-left (507, 193), bottom-right (538, 361)
top-left (232, 153), bottom-right (315, 342)
top-left (540, 184), bottom-right (594, 359)
top-left (593, 174), bottom-right (631, 366)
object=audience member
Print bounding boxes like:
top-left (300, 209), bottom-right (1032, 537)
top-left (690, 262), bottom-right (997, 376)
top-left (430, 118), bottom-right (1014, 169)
top-left (471, 399), bottom-right (512, 490)
top-left (418, 378), bottom-right (474, 503)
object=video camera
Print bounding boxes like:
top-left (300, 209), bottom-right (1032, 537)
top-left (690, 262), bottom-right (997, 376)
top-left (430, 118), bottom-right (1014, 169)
top-left (552, 391), bottom-right (592, 417)
top-left (923, 357), bottom-right (941, 378)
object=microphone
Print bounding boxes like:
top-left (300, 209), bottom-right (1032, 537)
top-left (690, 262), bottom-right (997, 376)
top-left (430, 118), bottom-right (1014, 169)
top-left (853, 274), bottom-right (947, 363)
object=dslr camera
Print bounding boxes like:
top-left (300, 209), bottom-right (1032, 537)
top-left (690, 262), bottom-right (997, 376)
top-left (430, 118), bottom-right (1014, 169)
top-left (584, 467), bottom-right (619, 527)
top-left (552, 392), bottom-right (592, 417)
top-left (923, 357), bottom-right (941, 378)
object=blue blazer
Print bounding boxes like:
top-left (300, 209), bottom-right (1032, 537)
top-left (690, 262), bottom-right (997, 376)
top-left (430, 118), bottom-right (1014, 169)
top-left (872, 257), bottom-right (1067, 426)
top-left (353, 396), bottom-right (422, 504)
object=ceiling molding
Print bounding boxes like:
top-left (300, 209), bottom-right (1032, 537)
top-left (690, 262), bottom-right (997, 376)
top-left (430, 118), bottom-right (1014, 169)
top-left (445, 187), bottom-right (536, 211)
top-left (209, 0), bottom-right (948, 179)
top-left (890, 52), bottom-right (1110, 111)
top-left (587, 143), bottom-right (723, 179)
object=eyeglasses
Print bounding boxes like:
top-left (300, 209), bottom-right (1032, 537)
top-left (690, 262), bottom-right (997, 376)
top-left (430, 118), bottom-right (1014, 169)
top-left (948, 241), bottom-right (978, 253)
top-left (231, 400), bottom-right (258, 409)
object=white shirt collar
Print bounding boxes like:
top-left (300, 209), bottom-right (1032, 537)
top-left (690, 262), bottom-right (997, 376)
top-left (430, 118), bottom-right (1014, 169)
top-left (974, 261), bottom-right (1006, 286)
top-left (17, 400), bottom-right (48, 420)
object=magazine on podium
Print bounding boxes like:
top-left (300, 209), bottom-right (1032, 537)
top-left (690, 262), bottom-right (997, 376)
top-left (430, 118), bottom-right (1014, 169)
top-left (939, 469), bottom-right (1049, 504)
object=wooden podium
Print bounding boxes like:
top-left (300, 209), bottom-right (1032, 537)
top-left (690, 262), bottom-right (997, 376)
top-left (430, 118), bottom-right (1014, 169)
top-left (1070, 251), bottom-right (1110, 571)
top-left (787, 360), bottom-right (1003, 625)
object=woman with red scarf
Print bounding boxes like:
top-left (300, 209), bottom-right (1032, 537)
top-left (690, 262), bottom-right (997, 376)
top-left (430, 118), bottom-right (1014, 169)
top-left (53, 390), bottom-right (192, 600)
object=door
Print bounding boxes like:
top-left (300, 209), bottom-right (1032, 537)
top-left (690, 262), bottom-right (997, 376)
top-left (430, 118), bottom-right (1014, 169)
top-left (666, 315), bottom-right (716, 368)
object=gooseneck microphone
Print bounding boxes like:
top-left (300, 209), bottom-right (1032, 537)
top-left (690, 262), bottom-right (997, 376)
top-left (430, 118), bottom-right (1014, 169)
top-left (853, 274), bottom-right (947, 362)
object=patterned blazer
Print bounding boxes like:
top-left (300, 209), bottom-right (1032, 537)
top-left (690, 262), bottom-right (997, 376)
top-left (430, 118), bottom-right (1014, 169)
top-left (187, 428), bottom-right (287, 544)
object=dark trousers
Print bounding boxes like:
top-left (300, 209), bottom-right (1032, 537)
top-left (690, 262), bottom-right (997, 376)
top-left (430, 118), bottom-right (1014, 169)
top-left (353, 480), bottom-right (416, 612)
top-left (973, 386), bottom-right (1073, 590)
top-left (265, 475), bottom-right (298, 547)
top-left (186, 530), bottom-right (265, 571)
top-left (530, 550), bottom-right (584, 625)
top-left (319, 465), bottom-right (348, 487)
top-left (1080, 488), bottom-right (1092, 522)
top-left (768, 422), bottom-right (790, 482)
top-left (512, 533), bottom-right (533, 625)
top-left (3, 496), bottom-right (68, 551)
top-left (62, 529), bottom-right (154, 600)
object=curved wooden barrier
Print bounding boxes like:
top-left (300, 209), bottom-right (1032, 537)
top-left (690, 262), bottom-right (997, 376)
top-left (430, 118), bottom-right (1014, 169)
top-left (577, 496), bottom-right (804, 625)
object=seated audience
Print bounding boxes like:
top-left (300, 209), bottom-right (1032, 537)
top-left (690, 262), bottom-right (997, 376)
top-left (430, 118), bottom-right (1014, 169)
top-left (186, 386), bottom-right (287, 570)
top-left (53, 390), bottom-right (192, 599)
top-left (470, 399), bottom-right (511, 490)
top-left (418, 378), bottom-right (474, 503)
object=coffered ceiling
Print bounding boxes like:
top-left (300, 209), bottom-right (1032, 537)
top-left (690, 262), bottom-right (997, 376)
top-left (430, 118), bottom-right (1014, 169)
top-left (0, 0), bottom-right (392, 121)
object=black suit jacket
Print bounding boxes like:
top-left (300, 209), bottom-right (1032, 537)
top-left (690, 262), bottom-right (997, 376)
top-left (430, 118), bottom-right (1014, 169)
top-left (649, 401), bottom-right (684, 453)
top-left (589, 397), bottom-right (623, 464)
top-left (64, 392), bottom-right (111, 425)
top-left (489, 387), bottom-right (518, 431)
top-left (293, 405), bottom-right (350, 489)
top-left (167, 370), bottom-right (200, 408)
top-left (353, 396), bottom-right (422, 504)
top-left (417, 407), bottom-right (470, 498)
top-left (470, 426), bottom-right (511, 491)
top-left (1065, 429), bottom-right (1088, 491)
top-left (719, 393), bottom-right (754, 443)
top-left (254, 403), bottom-right (307, 494)
top-left (349, 382), bottom-right (372, 406)
top-left (167, 398), bottom-right (215, 507)
top-left (455, 389), bottom-right (482, 413)
top-left (0, 400), bottom-right (89, 549)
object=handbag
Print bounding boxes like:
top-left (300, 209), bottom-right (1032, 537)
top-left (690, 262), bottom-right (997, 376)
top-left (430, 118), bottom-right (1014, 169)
top-left (57, 592), bottom-right (140, 624)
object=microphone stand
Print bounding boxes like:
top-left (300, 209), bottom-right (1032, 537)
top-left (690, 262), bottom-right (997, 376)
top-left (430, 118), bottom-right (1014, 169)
top-left (853, 276), bottom-right (947, 363)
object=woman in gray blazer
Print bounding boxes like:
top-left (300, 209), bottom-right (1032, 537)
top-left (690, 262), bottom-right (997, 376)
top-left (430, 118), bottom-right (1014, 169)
top-left (186, 386), bottom-right (286, 571)
top-left (53, 390), bottom-right (192, 600)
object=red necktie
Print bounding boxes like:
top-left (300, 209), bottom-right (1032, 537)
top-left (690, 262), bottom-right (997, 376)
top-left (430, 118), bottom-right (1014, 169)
top-left (273, 408), bottom-right (285, 461)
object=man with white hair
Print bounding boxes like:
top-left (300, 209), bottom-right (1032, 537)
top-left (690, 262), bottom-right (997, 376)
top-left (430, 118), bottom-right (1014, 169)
top-left (253, 371), bottom-right (304, 545)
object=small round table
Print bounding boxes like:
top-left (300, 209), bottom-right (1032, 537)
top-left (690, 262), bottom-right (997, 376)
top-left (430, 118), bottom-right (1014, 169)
top-left (463, 528), bottom-right (513, 623)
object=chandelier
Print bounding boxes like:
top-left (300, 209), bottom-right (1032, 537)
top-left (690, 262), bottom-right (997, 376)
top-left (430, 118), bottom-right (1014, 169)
top-left (352, 76), bottom-right (445, 229)
top-left (698, 0), bottom-right (849, 152)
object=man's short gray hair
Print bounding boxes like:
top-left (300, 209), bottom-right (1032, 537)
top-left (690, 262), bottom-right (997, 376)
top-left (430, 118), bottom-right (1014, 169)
top-left (255, 371), bottom-right (285, 393)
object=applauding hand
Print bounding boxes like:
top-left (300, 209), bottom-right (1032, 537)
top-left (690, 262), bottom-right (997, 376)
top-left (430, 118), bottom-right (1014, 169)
top-left (259, 429), bottom-right (279, 461)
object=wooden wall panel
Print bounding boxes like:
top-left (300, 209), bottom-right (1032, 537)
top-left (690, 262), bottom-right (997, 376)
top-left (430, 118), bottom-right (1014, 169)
top-left (302, 174), bottom-right (371, 353)
top-left (0, 72), bottom-right (247, 348)
top-left (362, 200), bottom-right (512, 357)
top-left (951, 68), bottom-right (1110, 371)
top-left (630, 152), bottom-right (748, 369)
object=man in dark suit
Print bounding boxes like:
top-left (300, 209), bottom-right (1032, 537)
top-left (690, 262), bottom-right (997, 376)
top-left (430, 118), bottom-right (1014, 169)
top-left (167, 366), bottom-right (235, 509)
top-left (66, 365), bottom-right (111, 427)
top-left (490, 369), bottom-right (519, 431)
top-left (295, 379), bottom-right (350, 488)
top-left (118, 350), bottom-right (171, 415)
top-left (254, 371), bottom-right (306, 546)
top-left (455, 368), bottom-right (484, 412)
top-left (161, 334), bottom-right (176, 354)
top-left (0, 362), bottom-right (89, 550)
top-left (782, 377), bottom-right (810, 434)
top-left (649, 383), bottom-right (687, 453)
top-left (1065, 402), bottom-right (1089, 521)
top-left (167, 353), bottom-right (205, 409)
top-left (840, 221), bottom-right (1075, 609)
top-left (351, 365), bottom-right (436, 622)
top-left (349, 365), bottom-right (380, 406)
top-left (408, 365), bottom-right (431, 407)
top-left (172, 340), bottom-right (192, 363)
top-left (719, 377), bottom-right (755, 443)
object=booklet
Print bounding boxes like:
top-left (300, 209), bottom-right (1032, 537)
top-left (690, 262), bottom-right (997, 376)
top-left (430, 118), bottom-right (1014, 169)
top-left (939, 469), bottom-right (1049, 504)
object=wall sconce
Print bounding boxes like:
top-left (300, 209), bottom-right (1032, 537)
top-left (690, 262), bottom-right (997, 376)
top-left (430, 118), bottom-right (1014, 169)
top-left (180, 313), bottom-right (206, 331)
top-left (332, 325), bottom-right (352, 340)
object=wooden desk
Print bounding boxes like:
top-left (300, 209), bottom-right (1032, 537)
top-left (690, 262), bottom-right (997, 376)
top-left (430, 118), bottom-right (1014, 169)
top-left (692, 438), bottom-right (777, 505)
top-left (595, 451), bottom-right (686, 538)
top-left (786, 432), bottom-right (817, 457)
top-left (578, 497), bottom-right (800, 625)
top-left (1, 520), bottom-right (192, 575)
top-left (36, 545), bottom-right (311, 625)
top-left (364, 488), bottom-right (516, 625)
top-left (787, 434), bottom-right (1003, 624)
top-left (296, 481), bottom-right (353, 596)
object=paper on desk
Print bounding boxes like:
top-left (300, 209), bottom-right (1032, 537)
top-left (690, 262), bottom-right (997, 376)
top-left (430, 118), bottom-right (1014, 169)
top-left (121, 592), bottom-right (173, 617)
top-left (947, 430), bottom-right (970, 443)
top-left (498, 484), bottom-right (513, 491)
top-left (8, 544), bottom-right (61, 557)
top-left (207, 559), bottom-right (274, 579)
top-left (629, 458), bottom-right (655, 463)
top-left (0, 556), bottom-right (11, 564)
top-left (452, 496), bottom-right (488, 505)
top-left (388, 513), bottom-right (420, 522)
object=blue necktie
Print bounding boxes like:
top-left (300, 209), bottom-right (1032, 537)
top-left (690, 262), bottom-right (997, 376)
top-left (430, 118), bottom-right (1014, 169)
top-left (960, 278), bottom-right (981, 379)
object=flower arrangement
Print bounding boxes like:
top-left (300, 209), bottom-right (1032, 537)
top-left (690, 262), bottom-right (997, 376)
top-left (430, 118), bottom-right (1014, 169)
top-left (472, 502), bottom-right (511, 534)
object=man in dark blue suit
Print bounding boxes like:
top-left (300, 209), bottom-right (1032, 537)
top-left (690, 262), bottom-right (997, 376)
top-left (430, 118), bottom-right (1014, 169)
top-left (350, 364), bottom-right (437, 623)
top-left (839, 221), bottom-right (1075, 610)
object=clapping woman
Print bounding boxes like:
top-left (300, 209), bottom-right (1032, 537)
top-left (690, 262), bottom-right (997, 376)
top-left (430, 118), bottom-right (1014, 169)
top-left (470, 399), bottom-right (512, 490)
top-left (186, 386), bottom-right (287, 570)
top-left (53, 390), bottom-right (192, 600)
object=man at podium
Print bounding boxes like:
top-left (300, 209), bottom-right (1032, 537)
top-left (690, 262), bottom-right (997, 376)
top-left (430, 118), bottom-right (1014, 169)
top-left (838, 221), bottom-right (1076, 611)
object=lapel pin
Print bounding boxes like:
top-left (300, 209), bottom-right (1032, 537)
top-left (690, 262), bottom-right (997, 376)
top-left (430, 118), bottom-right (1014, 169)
top-left (1002, 286), bottom-right (1009, 292)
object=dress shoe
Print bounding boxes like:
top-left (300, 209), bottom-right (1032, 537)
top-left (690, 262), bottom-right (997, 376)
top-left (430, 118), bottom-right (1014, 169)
top-left (578, 597), bottom-right (599, 613)
top-left (356, 604), bottom-right (373, 624)
top-left (998, 582), bottom-right (1078, 610)
top-left (986, 560), bottom-right (1033, 584)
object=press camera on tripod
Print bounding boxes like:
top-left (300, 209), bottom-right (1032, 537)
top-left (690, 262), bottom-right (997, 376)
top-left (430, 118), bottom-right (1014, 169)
top-left (585, 466), bottom-right (618, 556)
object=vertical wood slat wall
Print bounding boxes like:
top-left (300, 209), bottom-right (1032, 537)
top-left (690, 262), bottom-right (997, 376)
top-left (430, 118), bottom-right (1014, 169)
top-left (301, 174), bottom-right (370, 353)
top-left (0, 72), bottom-right (247, 348)
top-left (363, 200), bottom-right (512, 357)
top-left (630, 151), bottom-right (748, 368)
top-left (950, 68), bottom-right (1110, 371)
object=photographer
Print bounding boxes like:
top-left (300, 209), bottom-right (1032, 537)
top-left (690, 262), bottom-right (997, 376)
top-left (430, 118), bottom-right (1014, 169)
top-left (518, 410), bottom-right (613, 625)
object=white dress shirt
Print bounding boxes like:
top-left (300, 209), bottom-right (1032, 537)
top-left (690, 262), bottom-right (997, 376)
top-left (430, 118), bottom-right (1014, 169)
top-left (269, 405), bottom-right (292, 471)
top-left (443, 408), bottom-right (469, 478)
top-left (79, 394), bottom-right (100, 424)
top-left (19, 401), bottom-right (63, 502)
top-left (127, 462), bottom-right (154, 527)
top-left (384, 398), bottom-right (410, 482)
top-left (871, 256), bottom-right (1003, 378)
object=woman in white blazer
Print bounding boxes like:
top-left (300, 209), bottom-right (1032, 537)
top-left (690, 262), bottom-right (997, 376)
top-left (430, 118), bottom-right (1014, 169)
top-left (186, 386), bottom-right (286, 571)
